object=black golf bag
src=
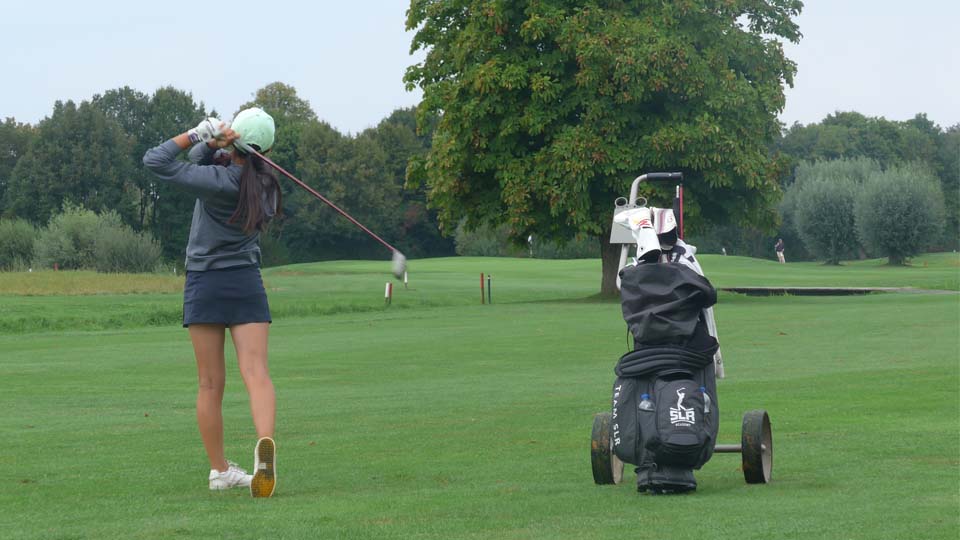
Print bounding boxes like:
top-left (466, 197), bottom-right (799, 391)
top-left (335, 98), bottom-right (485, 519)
top-left (611, 260), bottom-right (720, 493)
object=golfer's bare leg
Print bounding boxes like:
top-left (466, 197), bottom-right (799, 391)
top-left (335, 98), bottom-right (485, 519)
top-left (230, 322), bottom-right (275, 438)
top-left (189, 323), bottom-right (229, 472)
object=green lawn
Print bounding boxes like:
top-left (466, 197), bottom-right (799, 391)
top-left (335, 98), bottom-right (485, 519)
top-left (1, 252), bottom-right (957, 334)
top-left (1, 255), bottom-right (957, 539)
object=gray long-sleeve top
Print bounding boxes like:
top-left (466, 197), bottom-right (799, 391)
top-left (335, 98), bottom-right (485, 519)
top-left (143, 140), bottom-right (262, 271)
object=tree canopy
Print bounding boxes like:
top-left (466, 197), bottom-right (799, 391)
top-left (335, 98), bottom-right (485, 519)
top-left (4, 101), bottom-right (137, 226)
top-left (0, 118), bottom-right (35, 216)
top-left (405, 0), bottom-right (803, 293)
top-left (854, 166), bottom-right (945, 265)
top-left (779, 112), bottom-right (958, 249)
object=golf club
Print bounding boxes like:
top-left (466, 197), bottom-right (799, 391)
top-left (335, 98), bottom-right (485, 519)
top-left (235, 140), bottom-right (407, 279)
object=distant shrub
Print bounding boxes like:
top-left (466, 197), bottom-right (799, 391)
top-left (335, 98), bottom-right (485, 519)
top-left (34, 204), bottom-right (161, 273)
top-left (34, 204), bottom-right (102, 270)
top-left (782, 158), bottom-right (881, 263)
top-left (93, 226), bottom-right (162, 273)
top-left (455, 222), bottom-right (526, 257)
top-left (794, 178), bottom-right (859, 265)
top-left (260, 228), bottom-right (291, 268)
top-left (530, 233), bottom-right (597, 259)
top-left (455, 221), bottom-right (597, 259)
top-left (854, 166), bottom-right (945, 265)
top-left (0, 218), bottom-right (37, 270)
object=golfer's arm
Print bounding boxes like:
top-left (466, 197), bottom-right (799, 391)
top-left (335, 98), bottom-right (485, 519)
top-left (170, 133), bottom-right (193, 150)
top-left (174, 134), bottom-right (219, 164)
top-left (143, 139), bottom-right (230, 197)
top-left (188, 140), bottom-right (217, 165)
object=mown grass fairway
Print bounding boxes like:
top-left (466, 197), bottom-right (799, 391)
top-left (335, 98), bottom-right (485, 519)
top-left (2, 255), bottom-right (958, 539)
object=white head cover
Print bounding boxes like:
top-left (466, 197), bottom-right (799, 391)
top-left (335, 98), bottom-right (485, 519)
top-left (652, 208), bottom-right (677, 235)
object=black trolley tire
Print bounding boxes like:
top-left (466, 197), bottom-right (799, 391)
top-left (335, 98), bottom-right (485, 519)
top-left (741, 409), bottom-right (773, 484)
top-left (591, 412), bottom-right (624, 485)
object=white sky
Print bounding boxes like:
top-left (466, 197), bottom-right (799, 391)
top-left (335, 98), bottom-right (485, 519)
top-left (0, 0), bottom-right (957, 132)
top-left (780, 0), bottom-right (959, 128)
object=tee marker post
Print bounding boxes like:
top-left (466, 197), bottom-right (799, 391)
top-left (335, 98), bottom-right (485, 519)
top-left (480, 273), bottom-right (485, 305)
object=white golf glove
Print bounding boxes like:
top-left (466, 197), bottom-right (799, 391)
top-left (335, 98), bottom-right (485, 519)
top-left (187, 117), bottom-right (224, 144)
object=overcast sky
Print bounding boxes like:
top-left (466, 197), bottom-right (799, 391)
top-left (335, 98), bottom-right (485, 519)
top-left (1, 1), bottom-right (957, 133)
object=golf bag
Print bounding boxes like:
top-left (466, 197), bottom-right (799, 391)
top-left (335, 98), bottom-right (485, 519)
top-left (611, 244), bottom-right (720, 493)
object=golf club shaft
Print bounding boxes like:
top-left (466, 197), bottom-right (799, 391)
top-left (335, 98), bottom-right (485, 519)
top-left (243, 146), bottom-right (400, 254)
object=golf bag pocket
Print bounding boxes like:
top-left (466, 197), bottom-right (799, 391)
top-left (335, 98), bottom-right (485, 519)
top-left (611, 377), bottom-right (641, 465)
top-left (646, 377), bottom-right (713, 468)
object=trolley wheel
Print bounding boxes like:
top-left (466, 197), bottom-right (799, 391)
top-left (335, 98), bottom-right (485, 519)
top-left (741, 410), bottom-right (773, 484)
top-left (591, 412), bottom-right (624, 485)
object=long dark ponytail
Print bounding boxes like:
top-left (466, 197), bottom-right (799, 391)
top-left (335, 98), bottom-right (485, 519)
top-left (229, 149), bottom-right (283, 234)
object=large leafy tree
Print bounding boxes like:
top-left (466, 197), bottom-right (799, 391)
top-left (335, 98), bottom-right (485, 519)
top-left (366, 108), bottom-right (454, 257)
top-left (937, 126), bottom-right (960, 249)
top-left (92, 86), bottom-right (209, 260)
top-left (405, 0), bottom-right (802, 294)
top-left (5, 101), bottom-right (137, 226)
top-left (286, 121), bottom-right (405, 261)
top-left (91, 86), bottom-right (153, 229)
top-left (237, 82), bottom-right (321, 262)
top-left (779, 112), bottom-right (957, 250)
top-left (854, 166), bottom-right (945, 265)
top-left (792, 174), bottom-right (859, 265)
top-left (0, 118), bottom-right (36, 217)
top-left (780, 112), bottom-right (939, 171)
top-left (143, 87), bottom-right (208, 260)
top-left (238, 82), bottom-right (318, 177)
top-left (777, 157), bottom-right (879, 261)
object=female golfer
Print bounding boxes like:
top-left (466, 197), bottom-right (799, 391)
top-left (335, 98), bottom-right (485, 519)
top-left (143, 108), bottom-right (280, 497)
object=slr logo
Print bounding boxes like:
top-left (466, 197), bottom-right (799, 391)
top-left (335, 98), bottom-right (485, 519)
top-left (611, 384), bottom-right (622, 447)
top-left (670, 387), bottom-right (696, 426)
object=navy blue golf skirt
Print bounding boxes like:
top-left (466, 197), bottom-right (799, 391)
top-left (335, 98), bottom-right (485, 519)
top-left (182, 265), bottom-right (272, 327)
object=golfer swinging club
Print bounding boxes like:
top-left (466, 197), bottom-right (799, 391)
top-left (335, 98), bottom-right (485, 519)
top-left (143, 108), bottom-right (280, 497)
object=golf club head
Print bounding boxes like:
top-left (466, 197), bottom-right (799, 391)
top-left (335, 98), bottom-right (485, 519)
top-left (391, 250), bottom-right (407, 280)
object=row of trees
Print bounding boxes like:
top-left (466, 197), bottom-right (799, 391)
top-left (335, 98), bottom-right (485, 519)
top-left (691, 112), bottom-right (959, 261)
top-left (405, 0), bottom-right (805, 294)
top-left (2, 2), bottom-right (956, 286)
top-left (782, 158), bottom-right (945, 265)
top-left (2, 85), bottom-right (955, 275)
top-left (0, 83), bottom-right (455, 267)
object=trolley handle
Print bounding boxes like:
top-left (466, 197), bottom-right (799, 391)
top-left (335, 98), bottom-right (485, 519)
top-left (628, 172), bottom-right (683, 204)
top-left (645, 172), bottom-right (683, 181)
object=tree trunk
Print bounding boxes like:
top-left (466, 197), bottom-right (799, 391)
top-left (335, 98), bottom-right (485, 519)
top-left (599, 231), bottom-right (622, 298)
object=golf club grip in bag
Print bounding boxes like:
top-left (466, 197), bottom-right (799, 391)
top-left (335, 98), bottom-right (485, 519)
top-left (611, 263), bottom-right (720, 477)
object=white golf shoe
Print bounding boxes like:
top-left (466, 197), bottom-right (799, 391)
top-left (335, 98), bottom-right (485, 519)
top-left (208, 461), bottom-right (252, 491)
top-left (250, 437), bottom-right (277, 498)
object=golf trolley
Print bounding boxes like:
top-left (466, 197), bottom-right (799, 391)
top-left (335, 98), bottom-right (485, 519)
top-left (590, 172), bottom-right (773, 492)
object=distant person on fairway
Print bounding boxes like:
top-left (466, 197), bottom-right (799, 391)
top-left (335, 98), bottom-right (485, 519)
top-left (143, 108), bottom-right (280, 497)
top-left (775, 238), bottom-right (786, 264)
